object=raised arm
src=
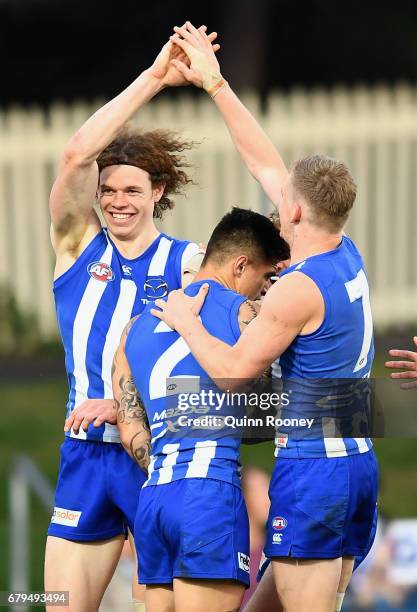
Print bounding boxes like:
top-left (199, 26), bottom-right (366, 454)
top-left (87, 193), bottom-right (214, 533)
top-left (50, 29), bottom-right (220, 264)
top-left (51, 49), bottom-right (164, 259)
top-left (170, 22), bottom-right (289, 207)
top-left (151, 273), bottom-right (321, 388)
top-left (112, 318), bottom-right (151, 472)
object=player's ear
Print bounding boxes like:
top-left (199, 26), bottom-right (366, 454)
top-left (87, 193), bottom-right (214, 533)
top-left (291, 202), bottom-right (302, 224)
top-left (233, 255), bottom-right (249, 277)
top-left (276, 258), bottom-right (291, 273)
top-left (153, 183), bottom-right (165, 203)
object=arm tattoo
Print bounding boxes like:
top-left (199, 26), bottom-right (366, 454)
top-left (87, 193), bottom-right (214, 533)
top-left (116, 375), bottom-right (149, 430)
top-left (116, 375), bottom-right (151, 471)
top-left (129, 431), bottom-right (151, 472)
top-left (239, 300), bottom-right (259, 327)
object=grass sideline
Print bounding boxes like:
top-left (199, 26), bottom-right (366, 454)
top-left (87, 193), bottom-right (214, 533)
top-left (1, 367), bottom-right (417, 598)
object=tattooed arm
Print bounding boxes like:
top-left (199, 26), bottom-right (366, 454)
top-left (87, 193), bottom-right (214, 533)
top-left (238, 300), bottom-right (260, 331)
top-left (112, 317), bottom-right (151, 473)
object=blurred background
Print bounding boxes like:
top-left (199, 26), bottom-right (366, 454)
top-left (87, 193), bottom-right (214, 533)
top-left (1, 0), bottom-right (417, 610)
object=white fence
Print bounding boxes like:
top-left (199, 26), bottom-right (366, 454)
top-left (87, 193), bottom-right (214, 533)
top-left (1, 84), bottom-right (417, 337)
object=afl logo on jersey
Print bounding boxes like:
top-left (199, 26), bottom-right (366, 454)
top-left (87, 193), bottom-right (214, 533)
top-left (272, 517), bottom-right (287, 530)
top-left (144, 276), bottom-right (169, 300)
top-left (87, 262), bottom-right (115, 282)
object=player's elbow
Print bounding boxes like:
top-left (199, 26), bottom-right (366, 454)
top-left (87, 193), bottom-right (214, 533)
top-left (62, 133), bottom-right (96, 168)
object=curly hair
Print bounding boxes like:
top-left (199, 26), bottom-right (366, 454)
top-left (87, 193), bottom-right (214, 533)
top-left (97, 127), bottom-right (197, 219)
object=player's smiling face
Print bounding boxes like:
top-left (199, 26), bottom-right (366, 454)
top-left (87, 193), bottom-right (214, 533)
top-left (98, 165), bottom-right (163, 239)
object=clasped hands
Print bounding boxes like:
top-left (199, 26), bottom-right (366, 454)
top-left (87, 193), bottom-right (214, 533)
top-left (150, 21), bottom-right (227, 97)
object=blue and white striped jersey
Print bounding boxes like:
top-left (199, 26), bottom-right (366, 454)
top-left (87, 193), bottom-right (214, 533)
top-left (275, 235), bottom-right (375, 458)
top-left (54, 228), bottom-right (198, 443)
top-left (125, 280), bottom-right (246, 488)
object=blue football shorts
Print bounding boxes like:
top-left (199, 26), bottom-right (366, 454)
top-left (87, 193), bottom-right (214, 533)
top-left (48, 438), bottom-right (147, 541)
top-left (135, 478), bottom-right (250, 587)
top-left (264, 449), bottom-right (379, 559)
top-left (257, 500), bottom-right (378, 581)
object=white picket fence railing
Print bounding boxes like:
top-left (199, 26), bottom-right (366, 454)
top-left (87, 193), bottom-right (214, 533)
top-left (1, 84), bottom-right (417, 337)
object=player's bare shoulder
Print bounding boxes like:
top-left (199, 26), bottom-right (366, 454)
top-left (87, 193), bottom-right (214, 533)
top-left (238, 300), bottom-right (261, 332)
top-left (262, 269), bottom-right (325, 335)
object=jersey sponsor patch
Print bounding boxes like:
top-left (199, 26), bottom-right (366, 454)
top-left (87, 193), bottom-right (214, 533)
top-left (51, 507), bottom-right (82, 527)
top-left (87, 261), bottom-right (115, 282)
top-left (272, 516), bottom-right (287, 530)
top-left (237, 551), bottom-right (250, 573)
top-left (143, 276), bottom-right (169, 300)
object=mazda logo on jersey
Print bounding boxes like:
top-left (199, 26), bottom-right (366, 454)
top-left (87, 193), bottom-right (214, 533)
top-left (87, 262), bottom-right (115, 282)
top-left (144, 277), bottom-right (169, 300)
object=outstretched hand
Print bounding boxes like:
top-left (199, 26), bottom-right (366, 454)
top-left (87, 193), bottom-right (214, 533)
top-left (150, 25), bottom-right (220, 89)
top-left (385, 336), bottom-right (417, 389)
top-left (151, 283), bottom-right (209, 331)
top-left (169, 21), bottom-right (224, 93)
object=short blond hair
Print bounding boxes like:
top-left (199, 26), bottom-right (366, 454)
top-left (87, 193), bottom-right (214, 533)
top-left (291, 155), bottom-right (357, 231)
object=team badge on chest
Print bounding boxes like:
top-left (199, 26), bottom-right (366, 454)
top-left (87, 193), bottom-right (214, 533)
top-left (87, 262), bottom-right (115, 282)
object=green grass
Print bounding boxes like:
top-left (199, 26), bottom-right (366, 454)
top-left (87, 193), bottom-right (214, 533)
top-left (1, 369), bottom-right (417, 599)
top-left (0, 379), bottom-right (66, 593)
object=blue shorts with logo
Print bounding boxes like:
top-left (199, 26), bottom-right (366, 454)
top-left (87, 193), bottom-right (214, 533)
top-left (264, 449), bottom-right (378, 559)
top-left (135, 478), bottom-right (250, 587)
top-left (257, 500), bottom-right (378, 581)
top-left (48, 438), bottom-right (147, 541)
